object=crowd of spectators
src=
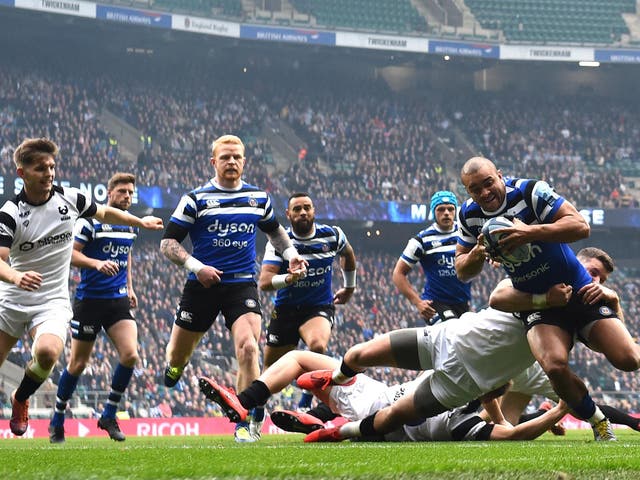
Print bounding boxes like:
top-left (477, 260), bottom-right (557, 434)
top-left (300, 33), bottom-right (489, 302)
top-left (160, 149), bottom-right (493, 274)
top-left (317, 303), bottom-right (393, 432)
top-left (1, 58), bottom-right (638, 210)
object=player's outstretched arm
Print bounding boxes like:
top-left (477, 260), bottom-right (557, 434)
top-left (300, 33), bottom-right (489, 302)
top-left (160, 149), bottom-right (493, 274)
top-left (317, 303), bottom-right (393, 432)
top-left (94, 204), bottom-right (163, 230)
top-left (490, 400), bottom-right (568, 441)
top-left (489, 279), bottom-right (572, 312)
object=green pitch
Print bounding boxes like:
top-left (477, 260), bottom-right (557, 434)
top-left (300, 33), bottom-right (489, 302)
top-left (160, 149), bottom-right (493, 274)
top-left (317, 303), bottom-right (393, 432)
top-left (1, 430), bottom-right (639, 479)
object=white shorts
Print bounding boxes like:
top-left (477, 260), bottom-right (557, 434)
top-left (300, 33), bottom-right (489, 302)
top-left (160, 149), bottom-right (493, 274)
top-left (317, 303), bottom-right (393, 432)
top-left (416, 327), bottom-right (482, 409)
top-left (510, 363), bottom-right (558, 401)
top-left (0, 298), bottom-right (71, 342)
top-left (328, 375), bottom-right (391, 421)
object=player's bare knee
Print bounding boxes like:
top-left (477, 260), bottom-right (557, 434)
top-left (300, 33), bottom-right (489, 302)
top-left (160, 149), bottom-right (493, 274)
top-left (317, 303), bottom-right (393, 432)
top-left (68, 358), bottom-right (89, 375)
top-left (120, 351), bottom-right (139, 368)
top-left (541, 360), bottom-right (570, 382)
top-left (33, 347), bottom-right (58, 368)
top-left (306, 339), bottom-right (327, 354)
top-left (236, 339), bottom-right (259, 364)
top-left (610, 351), bottom-right (640, 372)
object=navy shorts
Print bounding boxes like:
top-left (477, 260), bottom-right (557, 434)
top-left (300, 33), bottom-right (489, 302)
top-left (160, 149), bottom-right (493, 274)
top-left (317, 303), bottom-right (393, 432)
top-left (266, 304), bottom-right (335, 347)
top-left (175, 280), bottom-right (262, 333)
top-left (71, 297), bottom-right (134, 341)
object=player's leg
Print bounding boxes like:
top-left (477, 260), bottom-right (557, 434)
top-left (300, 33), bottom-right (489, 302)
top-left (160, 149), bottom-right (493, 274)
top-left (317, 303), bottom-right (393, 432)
top-left (585, 318), bottom-right (640, 371)
top-left (297, 314), bottom-right (332, 408)
top-left (527, 323), bottom-right (614, 440)
top-left (499, 391), bottom-right (533, 426)
top-left (97, 318), bottom-right (138, 441)
top-left (13, 321), bottom-right (65, 436)
top-left (0, 329), bottom-right (18, 367)
top-left (49, 337), bottom-right (94, 443)
top-left (299, 327), bottom-right (423, 390)
top-left (164, 324), bottom-right (205, 387)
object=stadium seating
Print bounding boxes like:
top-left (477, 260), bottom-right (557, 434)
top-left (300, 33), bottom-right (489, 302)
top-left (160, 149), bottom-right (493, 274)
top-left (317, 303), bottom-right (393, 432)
top-left (466, 0), bottom-right (635, 44)
top-left (151, 0), bottom-right (242, 18)
top-left (291, 0), bottom-right (427, 33)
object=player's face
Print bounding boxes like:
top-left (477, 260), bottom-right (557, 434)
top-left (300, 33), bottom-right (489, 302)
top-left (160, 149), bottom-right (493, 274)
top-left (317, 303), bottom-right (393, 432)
top-left (108, 182), bottom-right (134, 211)
top-left (211, 143), bottom-right (245, 187)
top-left (287, 196), bottom-right (315, 235)
top-left (580, 257), bottom-right (609, 284)
top-left (434, 204), bottom-right (456, 229)
top-left (18, 154), bottom-right (55, 203)
top-left (462, 166), bottom-right (505, 213)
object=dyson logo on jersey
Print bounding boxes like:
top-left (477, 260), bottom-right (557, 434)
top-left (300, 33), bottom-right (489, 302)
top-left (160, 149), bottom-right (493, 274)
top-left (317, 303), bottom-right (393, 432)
top-left (500, 244), bottom-right (543, 273)
top-left (306, 265), bottom-right (332, 277)
top-left (437, 255), bottom-right (454, 268)
top-left (207, 219), bottom-right (256, 237)
top-left (102, 241), bottom-right (132, 258)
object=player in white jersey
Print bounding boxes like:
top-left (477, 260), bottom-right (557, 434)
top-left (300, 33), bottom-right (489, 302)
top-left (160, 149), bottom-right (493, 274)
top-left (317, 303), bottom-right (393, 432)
top-left (258, 192), bottom-right (357, 416)
top-left (198, 350), bottom-right (568, 443)
top-left (160, 134), bottom-right (307, 443)
top-left (0, 138), bottom-right (163, 437)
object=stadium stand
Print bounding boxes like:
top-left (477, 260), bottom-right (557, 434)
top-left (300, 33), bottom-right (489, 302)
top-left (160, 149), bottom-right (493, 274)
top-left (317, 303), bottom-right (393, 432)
top-left (466, 0), bottom-right (635, 44)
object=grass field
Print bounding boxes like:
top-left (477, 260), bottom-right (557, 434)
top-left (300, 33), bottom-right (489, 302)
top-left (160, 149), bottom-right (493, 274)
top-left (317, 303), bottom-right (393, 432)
top-left (1, 430), bottom-right (639, 479)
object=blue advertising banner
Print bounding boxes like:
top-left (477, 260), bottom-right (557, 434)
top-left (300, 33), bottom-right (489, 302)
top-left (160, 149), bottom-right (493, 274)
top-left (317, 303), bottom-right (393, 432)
top-left (96, 5), bottom-right (172, 29)
top-left (0, 0), bottom-right (14, 6)
top-left (429, 39), bottom-right (499, 58)
top-left (240, 25), bottom-right (335, 45)
top-left (594, 49), bottom-right (640, 64)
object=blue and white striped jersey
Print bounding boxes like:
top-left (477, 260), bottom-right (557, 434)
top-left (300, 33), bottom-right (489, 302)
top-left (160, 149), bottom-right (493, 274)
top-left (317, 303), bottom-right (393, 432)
top-left (263, 223), bottom-right (347, 306)
top-left (0, 185), bottom-right (97, 305)
top-left (400, 222), bottom-right (471, 305)
top-left (168, 179), bottom-right (279, 283)
top-left (74, 218), bottom-right (138, 300)
top-left (457, 177), bottom-right (592, 294)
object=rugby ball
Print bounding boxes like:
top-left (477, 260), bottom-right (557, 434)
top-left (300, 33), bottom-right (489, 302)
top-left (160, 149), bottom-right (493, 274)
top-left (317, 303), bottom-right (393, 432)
top-left (481, 216), bottom-right (532, 264)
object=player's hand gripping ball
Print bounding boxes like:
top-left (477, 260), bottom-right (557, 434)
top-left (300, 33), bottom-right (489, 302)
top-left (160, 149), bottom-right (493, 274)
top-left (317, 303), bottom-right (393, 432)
top-left (481, 216), bottom-right (532, 264)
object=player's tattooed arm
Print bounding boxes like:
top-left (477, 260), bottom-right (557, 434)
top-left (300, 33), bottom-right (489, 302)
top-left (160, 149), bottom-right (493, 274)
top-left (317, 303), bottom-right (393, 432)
top-left (160, 238), bottom-right (191, 266)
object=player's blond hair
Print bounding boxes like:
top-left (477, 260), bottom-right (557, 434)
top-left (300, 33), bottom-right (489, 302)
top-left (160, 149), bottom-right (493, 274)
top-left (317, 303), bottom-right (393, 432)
top-left (211, 134), bottom-right (245, 157)
top-left (13, 137), bottom-right (59, 168)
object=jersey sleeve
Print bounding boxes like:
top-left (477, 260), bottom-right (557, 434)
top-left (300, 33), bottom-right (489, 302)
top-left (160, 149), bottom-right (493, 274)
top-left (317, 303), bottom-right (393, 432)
top-left (257, 194), bottom-right (279, 233)
top-left (333, 226), bottom-right (348, 254)
top-left (0, 203), bottom-right (16, 248)
top-left (73, 218), bottom-right (94, 245)
top-left (400, 237), bottom-right (422, 266)
top-left (75, 190), bottom-right (97, 218)
top-left (261, 241), bottom-right (283, 267)
top-left (456, 203), bottom-right (477, 248)
top-left (528, 180), bottom-right (565, 223)
top-left (168, 193), bottom-right (197, 229)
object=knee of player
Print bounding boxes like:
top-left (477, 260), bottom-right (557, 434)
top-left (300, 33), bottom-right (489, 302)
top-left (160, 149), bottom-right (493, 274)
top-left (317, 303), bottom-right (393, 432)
top-left (344, 343), bottom-right (367, 367)
top-left (540, 359), bottom-right (571, 380)
top-left (33, 347), bottom-right (60, 369)
top-left (120, 350), bottom-right (139, 368)
top-left (306, 339), bottom-right (328, 354)
top-left (610, 350), bottom-right (640, 372)
top-left (236, 339), bottom-right (259, 361)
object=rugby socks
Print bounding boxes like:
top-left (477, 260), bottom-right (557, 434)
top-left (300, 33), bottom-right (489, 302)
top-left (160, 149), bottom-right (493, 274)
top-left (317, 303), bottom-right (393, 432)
top-left (307, 402), bottom-right (338, 422)
top-left (337, 414), bottom-right (378, 439)
top-left (599, 404), bottom-right (640, 431)
top-left (332, 361), bottom-right (359, 385)
top-left (15, 373), bottom-right (43, 403)
top-left (570, 394), bottom-right (604, 425)
top-left (238, 380), bottom-right (271, 410)
top-left (51, 369), bottom-right (80, 428)
top-left (298, 390), bottom-right (313, 410)
top-left (103, 364), bottom-right (133, 419)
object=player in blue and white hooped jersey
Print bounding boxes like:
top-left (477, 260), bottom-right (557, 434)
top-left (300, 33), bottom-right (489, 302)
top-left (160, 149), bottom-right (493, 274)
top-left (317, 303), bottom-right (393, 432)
top-left (0, 138), bottom-right (163, 438)
top-left (393, 191), bottom-right (471, 325)
top-left (48, 173), bottom-right (141, 443)
top-left (160, 134), bottom-right (306, 443)
top-left (258, 193), bottom-right (357, 415)
top-left (454, 156), bottom-right (620, 440)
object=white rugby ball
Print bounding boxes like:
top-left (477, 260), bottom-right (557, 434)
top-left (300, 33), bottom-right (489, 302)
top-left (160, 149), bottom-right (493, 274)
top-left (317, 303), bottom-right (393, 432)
top-left (481, 216), bottom-right (532, 264)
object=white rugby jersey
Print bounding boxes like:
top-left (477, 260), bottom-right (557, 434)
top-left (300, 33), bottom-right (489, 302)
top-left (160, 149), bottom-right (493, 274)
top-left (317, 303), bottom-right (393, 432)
top-left (0, 186), bottom-right (96, 306)
top-left (429, 307), bottom-right (535, 392)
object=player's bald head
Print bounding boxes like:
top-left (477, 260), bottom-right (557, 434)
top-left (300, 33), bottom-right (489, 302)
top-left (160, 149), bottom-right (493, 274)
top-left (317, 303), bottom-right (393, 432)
top-left (461, 157), bottom-right (497, 178)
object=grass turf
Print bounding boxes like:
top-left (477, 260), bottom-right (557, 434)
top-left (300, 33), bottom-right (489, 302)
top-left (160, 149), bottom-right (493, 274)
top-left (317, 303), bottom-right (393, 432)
top-left (1, 430), bottom-right (639, 479)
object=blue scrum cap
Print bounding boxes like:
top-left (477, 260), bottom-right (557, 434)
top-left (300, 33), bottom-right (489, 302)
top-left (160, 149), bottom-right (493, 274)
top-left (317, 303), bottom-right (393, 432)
top-left (429, 190), bottom-right (458, 220)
